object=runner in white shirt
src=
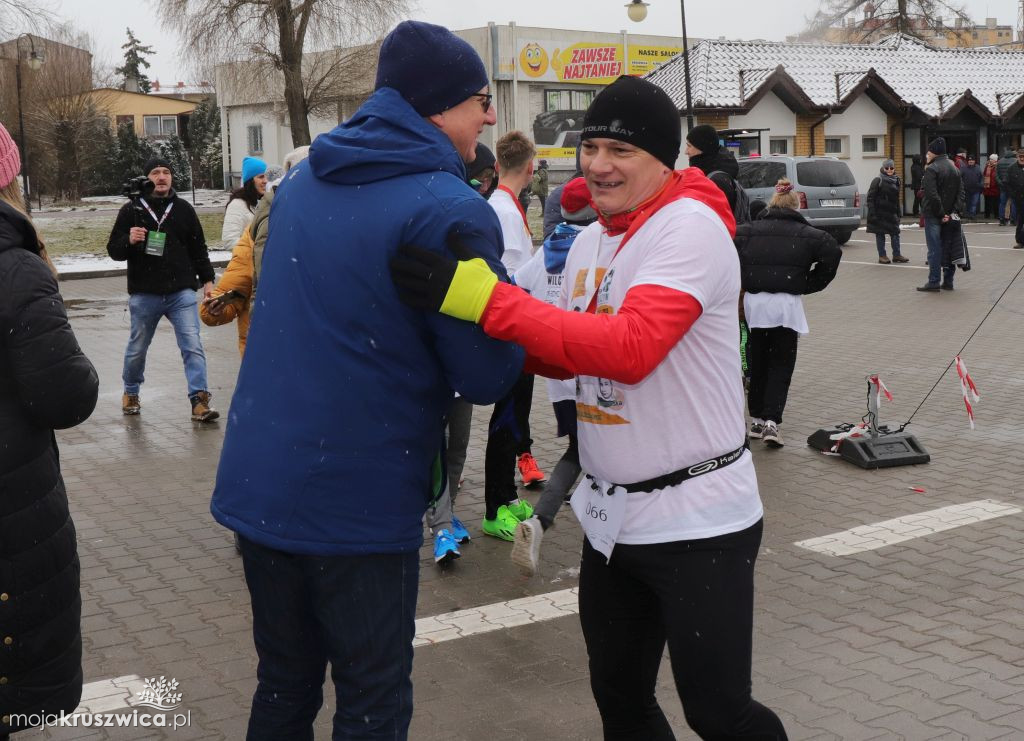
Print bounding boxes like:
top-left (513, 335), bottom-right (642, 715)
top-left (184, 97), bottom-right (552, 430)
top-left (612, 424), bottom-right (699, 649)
top-left (488, 176), bottom-right (534, 274)
top-left (391, 75), bottom-right (787, 740)
top-left (477, 131), bottom-right (545, 544)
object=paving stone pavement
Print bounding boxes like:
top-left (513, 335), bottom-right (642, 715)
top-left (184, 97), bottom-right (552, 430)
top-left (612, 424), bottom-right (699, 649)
top-left (20, 223), bottom-right (1024, 739)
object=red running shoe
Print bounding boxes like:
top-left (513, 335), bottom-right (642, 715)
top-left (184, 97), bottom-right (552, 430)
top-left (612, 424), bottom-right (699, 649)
top-left (517, 452), bottom-right (545, 485)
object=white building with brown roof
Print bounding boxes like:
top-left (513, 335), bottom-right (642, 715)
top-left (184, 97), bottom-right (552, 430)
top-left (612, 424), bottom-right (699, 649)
top-left (647, 33), bottom-right (1024, 206)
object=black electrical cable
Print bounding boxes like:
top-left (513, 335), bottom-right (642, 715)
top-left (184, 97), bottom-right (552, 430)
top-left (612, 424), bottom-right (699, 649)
top-left (862, 258), bottom-right (1024, 437)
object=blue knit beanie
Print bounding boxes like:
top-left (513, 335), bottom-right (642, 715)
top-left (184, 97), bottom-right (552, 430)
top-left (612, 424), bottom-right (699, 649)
top-left (375, 21), bottom-right (488, 116)
top-left (241, 156), bottom-right (267, 184)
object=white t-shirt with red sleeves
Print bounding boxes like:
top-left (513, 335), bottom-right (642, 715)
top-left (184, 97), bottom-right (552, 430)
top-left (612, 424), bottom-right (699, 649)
top-left (559, 198), bottom-right (763, 544)
top-left (489, 188), bottom-right (533, 273)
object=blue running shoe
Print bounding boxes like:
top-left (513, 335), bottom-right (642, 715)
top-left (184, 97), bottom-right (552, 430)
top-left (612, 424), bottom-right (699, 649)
top-left (452, 515), bottom-right (471, 544)
top-left (433, 529), bottom-right (461, 564)
top-left (451, 516), bottom-right (471, 544)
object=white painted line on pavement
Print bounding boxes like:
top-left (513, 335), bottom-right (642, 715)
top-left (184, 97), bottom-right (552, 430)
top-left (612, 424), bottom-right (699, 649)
top-left (75, 591), bottom-right (582, 715)
top-left (414, 587), bottom-right (579, 648)
top-left (79, 500), bottom-right (1021, 702)
top-left (848, 237), bottom-right (1020, 252)
top-left (795, 499), bottom-right (1022, 557)
top-left (840, 260), bottom-right (928, 270)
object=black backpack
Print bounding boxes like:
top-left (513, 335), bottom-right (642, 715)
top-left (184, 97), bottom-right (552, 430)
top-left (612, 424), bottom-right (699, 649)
top-left (708, 170), bottom-right (751, 226)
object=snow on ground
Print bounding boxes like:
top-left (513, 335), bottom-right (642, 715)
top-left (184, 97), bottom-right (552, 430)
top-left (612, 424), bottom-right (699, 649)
top-left (43, 189), bottom-right (230, 214)
top-left (55, 250), bottom-right (233, 274)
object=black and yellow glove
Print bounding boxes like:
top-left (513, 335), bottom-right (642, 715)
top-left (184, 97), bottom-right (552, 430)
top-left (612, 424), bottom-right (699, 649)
top-left (390, 234), bottom-right (499, 323)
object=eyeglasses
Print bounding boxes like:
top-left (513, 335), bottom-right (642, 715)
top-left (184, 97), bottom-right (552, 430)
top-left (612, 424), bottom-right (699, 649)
top-left (471, 93), bottom-right (493, 113)
top-left (883, 167), bottom-right (895, 171)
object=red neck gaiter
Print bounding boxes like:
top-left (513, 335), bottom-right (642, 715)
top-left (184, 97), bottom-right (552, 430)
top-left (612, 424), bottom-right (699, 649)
top-left (497, 184), bottom-right (532, 236)
top-left (595, 168), bottom-right (737, 247)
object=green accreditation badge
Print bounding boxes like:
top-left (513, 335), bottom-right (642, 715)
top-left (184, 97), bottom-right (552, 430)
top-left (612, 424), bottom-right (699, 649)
top-left (145, 231), bottom-right (167, 257)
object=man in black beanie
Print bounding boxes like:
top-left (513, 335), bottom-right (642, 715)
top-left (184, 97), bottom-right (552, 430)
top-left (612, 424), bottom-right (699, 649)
top-left (919, 136), bottom-right (965, 292)
top-left (106, 155), bottom-right (218, 422)
top-left (466, 141), bottom-right (497, 198)
top-left (211, 20), bottom-right (523, 741)
top-left (389, 74), bottom-right (788, 740)
top-left (686, 123), bottom-right (741, 214)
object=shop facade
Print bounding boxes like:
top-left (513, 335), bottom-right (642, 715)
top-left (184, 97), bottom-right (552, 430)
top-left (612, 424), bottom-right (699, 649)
top-left (216, 24), bottom-right (684, 183)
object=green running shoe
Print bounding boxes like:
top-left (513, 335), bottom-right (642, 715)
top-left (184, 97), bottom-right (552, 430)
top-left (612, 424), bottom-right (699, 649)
top-left (482, 505), bottom-right (519, 541)
top-left (505, 498), bottom-right (534, 522)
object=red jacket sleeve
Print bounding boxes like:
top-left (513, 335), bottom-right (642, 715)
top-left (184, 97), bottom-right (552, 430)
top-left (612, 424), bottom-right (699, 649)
top-left (480, 281), bottom-right (702, 385)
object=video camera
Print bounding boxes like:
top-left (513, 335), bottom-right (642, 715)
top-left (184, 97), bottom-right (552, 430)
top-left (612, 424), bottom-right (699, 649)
top-left (122, 175), bottom-right (155, 199)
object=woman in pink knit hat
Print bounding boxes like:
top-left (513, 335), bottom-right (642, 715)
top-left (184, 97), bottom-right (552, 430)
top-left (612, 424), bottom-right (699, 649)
top-left (0, 121), bottom-right (99, 738)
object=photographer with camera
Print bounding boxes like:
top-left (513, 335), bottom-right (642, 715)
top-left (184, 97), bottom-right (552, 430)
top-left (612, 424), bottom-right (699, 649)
top-left (106, 156), bottom-right (219, 422)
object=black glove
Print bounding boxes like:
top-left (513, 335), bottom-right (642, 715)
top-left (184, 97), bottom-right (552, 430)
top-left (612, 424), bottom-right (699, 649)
top-left (390, 244), bottom-right (458, 312)
top-left (390, 234), bottom-right (495, 321)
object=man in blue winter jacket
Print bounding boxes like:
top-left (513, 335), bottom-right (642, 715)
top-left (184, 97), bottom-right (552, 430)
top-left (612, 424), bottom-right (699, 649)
top-left (211, 21), bottom-right (523, 740)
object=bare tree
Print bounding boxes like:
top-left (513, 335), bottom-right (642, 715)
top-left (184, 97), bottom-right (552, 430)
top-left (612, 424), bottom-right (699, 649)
top-left (801, 0), bottom-right (972, 44)
top-left (22, 24), bottom-right (112, 201)
top-left (160, 0), bottom-right (409, 147)
top-left (0, 0), bottom-right (54, 30)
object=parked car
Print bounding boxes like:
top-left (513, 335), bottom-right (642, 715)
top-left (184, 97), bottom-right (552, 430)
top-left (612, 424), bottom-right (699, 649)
top-left (532, 110), bottom-right (586, 147)
top-left (736, 156), bottom-right (862, 244)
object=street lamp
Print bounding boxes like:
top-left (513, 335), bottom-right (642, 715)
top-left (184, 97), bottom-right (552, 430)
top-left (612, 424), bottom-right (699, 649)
top-left (626, 1), bottom-right (649, 23)
top-left (13, 34), bottom-right (44, 213)
top-left (626, 0), bottom-right (694, 130)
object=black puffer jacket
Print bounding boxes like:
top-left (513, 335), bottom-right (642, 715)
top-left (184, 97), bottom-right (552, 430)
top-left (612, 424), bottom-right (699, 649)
top-left (866, 172), bottom-right (901, 235)
top-left (1005, 161), bottom-right (1024, 203)
top-left (734, 207), bottom-right (842, 295)
top-left (689, 147), bottom-right (739, 212)
top-left (922, 155), bottom-right (966, 220)
top-left (0, 200), bottom-right (98, 733)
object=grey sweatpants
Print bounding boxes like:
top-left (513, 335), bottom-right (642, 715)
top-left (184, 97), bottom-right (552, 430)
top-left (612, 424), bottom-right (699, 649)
top-left (426, 397), bottom-right (474, 533)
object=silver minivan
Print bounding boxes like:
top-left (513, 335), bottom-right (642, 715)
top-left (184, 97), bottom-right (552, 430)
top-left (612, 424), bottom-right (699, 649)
top-left (736, 156), bottom-right (862, 244)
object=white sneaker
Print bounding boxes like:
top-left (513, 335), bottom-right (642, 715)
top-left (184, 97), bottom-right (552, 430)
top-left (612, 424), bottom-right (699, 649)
top-left (510, 516), bottom-right (543, 575)
top-left (762, 421), bottom-right (784, 448)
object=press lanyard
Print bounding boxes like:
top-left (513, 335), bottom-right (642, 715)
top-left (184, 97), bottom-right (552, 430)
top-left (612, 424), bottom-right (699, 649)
top-left (141, 199), bottom-right (173, 232)
top-left (496, 185), bottom-right (532, 237)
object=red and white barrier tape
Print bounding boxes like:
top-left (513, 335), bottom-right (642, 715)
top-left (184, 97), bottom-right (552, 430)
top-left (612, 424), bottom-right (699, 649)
top-left (954, 355), bottom-right (980, 429)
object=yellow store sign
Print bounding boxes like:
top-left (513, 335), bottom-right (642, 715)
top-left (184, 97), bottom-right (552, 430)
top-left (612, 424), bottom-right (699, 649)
top-left (628, 45), bottom-right (682, 75)
top-left (518, 40), bottom-right (682, 85)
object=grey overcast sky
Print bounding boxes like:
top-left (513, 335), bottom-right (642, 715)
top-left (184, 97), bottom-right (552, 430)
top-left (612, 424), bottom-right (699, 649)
top-left (40, 0), bottom-right (1023, 85)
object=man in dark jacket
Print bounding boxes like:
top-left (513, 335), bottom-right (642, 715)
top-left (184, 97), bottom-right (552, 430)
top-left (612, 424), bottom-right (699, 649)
top-left (919, 137), bottom-right (966, 292)
top-left (0, 123), bottom-right (99, 737)
top-left (211, 21), bottom-right (523, 739)
top-left (106, 157), bottom-right (218, 421)
top-left (1004, 148), bottom-right (1024, 248)
top-left (997, 149), bottom-right (1018, 225)
top-left (685, 124), bottom-right (740, 213)
top-left (960, 155), bottom-right (983, 220)
top-left (910, 154), bottom-right (924, 216)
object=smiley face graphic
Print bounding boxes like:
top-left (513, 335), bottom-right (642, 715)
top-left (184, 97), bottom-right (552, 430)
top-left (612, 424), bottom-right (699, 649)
top-left (520, 43), bottom-right (548, 77)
